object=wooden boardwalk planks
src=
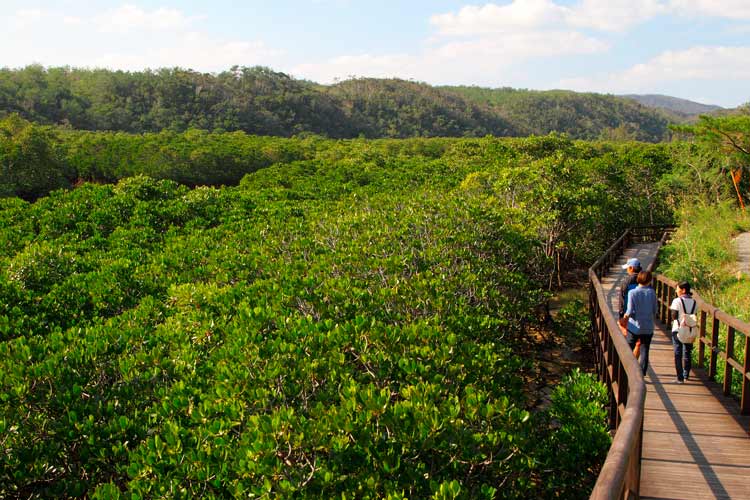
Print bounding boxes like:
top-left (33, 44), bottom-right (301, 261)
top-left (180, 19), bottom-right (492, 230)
top-left (601, 243), bottom-right (750, 500)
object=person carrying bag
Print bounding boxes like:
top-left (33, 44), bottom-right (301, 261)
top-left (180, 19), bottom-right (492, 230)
top-left (669, 281), bottom-right (697, 383)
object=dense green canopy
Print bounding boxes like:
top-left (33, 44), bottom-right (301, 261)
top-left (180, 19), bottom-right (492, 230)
top-left (0, 133), bottom-right (680, 498)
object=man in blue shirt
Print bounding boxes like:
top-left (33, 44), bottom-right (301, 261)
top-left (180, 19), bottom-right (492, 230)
top-left (621, 270), bottom-right (658, 376)
top-left (619, 258), bottom-right (641, 318)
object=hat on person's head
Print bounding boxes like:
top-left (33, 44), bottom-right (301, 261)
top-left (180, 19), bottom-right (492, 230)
top-left (621, 258), bottom-right (641, 269)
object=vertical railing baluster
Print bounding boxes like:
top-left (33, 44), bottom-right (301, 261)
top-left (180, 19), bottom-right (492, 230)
top-left (612, 358), bottom-right (621, 428)
top-left (658, 280), bottom-right (665, 320)
top-left (742, 335), bottom-right (750, 415)
top-left (724, 326), bottom-right (735, 396)
top-left (654, 282), bottom-right (664, 311)
top-left (654, 278), bottom-right (665, 319)
top-left (660, 283), bottom-right (665, 323)
top-left (603, 309), bottom-right (608, 383)
top-left (709, 316), bottom-right (719, 380)
top-left (699, 310), bottom-right (707, 369)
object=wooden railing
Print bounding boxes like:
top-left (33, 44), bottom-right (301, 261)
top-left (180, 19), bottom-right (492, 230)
top-left (588, 225), bottom-right (674, 500)
top-left (654, 276), bottom-right (750, 416)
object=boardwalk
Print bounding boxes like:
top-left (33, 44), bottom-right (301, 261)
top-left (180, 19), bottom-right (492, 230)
top-left (735, 232), bottom-right (750, 276)
top-left (600, 243), bottom-right (750, 499)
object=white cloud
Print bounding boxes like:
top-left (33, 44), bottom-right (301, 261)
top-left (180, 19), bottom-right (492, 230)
top-left (95, 4), bottom-right (196, 34)
top-left (430, 0), bottom-right (570, 35)
top-left (669, 0), bottom-right (750, 20)
top-left (429, 1), bottom-right (750, 36)
top-left (295, 1), bottom-right (611, 85)
top-left (560, 46), bottom-right (750, 93)
top-left (567, 0), bottom-right (668, 32)
top-left (293, 29), bottom-right (607, 85)
top-left (293, 53), bottom-right (417, 82)
top-left (438, 30), bottom-right (607, 58)
top-left (646, 46), bottom-right (750, 79)
top-left (430, 0), bottom-right (671, 35)
top-left (62, 16), bottom-right (84, 26)
top-left (8, 8), bottom-right (48, 30)
top-left (91, 32), bottom-right (282, 71)
top-left (1, 5), bottom-right (280, 72)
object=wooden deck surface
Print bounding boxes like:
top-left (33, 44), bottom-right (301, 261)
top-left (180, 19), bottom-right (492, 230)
top-left (600, 243), bottom-right (750, 500)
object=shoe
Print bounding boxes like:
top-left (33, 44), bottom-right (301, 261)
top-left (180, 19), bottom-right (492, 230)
top-left (684, 376), bottom-right (690, 381)
top-left (675, 379), bottom-right (684, 384)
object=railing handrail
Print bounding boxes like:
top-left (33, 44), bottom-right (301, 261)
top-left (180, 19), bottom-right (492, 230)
top-left (590, 230), bottom-right (631, 274)
top-left (588, 272), bottom-right (646, 499)
top-left (589, 224), bottom-right (674, 499)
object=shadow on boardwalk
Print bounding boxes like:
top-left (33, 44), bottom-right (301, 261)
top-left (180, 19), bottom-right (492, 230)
top-left (601, 243), bottom-right (750, 500)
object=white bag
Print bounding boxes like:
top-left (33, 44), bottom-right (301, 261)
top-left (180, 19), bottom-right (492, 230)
top-left (676, 297), bottom-right (698, 343)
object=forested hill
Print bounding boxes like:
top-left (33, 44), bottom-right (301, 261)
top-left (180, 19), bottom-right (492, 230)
top-left (325, 78), bottom-right (519, 138)
top-left (444, 86), bottom-right (670, 141)
top-left (1, 65), bottom-right (668, 141)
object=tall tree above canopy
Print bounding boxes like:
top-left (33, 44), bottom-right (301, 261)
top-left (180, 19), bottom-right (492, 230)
top-left (673, 111), bottom-right (750, 208)
top-left (0, 114), bottom-right (70, 199)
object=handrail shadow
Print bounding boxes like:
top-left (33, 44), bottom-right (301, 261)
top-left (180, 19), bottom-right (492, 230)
top-left (645, 327), bottom-right (731, 499)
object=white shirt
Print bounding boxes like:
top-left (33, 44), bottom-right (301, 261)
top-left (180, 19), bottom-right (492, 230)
top-left (669, 295), bottom-right (696, 332)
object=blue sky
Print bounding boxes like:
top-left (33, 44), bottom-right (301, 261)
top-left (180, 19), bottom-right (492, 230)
top-left (3, 0), bottom-right (750, 107)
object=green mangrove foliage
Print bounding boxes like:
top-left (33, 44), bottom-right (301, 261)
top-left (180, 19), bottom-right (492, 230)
top-left (0, 114), bottom-right (70, 199)
top-left (0, 132), bottom-right (677, 498)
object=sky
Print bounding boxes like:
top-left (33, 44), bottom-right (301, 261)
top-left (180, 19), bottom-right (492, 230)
top-left (2, 0), bottom-right (750, 108)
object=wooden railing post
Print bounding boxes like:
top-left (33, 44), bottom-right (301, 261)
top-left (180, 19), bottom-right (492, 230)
top-left (599, 309), bottom-right (609, 383)
top-left (658, 280), bottom-right (665, 320)
top-left (699, 310), bottom-right (707, 368)
top-left (609, 377), bottom-right (618, 429)
top-left (724, 327), bottom-right (736, 396)
top-left (710, 316), bottom-right (720, 380)
top-left (742, 336), bottom-right (750, 415)
top-left (654, 279), bottom-right (662, 315)
top-left (590, 285), bottom-right (598, 369)
top-left (659, 280), bottom-right (666, 321)
top-left (602, 316), bottom-right (608, 384)
top-left (618, 363), bottom-right (628, 428)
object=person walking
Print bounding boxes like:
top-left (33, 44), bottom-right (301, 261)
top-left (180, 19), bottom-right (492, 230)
top-left (620, 270), bottom-right (658, 376)
top-left (619, 258), bottom-right (642, 318)
top-left (670, 281), bottom-right (697, 383)
top-left (618, 257), bottom-right (642, 357)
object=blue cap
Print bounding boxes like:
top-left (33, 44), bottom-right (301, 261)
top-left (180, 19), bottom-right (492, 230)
top-left (621, 258), bottom-right (641, 269)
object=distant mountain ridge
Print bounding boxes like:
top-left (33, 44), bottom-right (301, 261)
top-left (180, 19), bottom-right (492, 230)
top-left (621, 94), bottom-right (723, 119)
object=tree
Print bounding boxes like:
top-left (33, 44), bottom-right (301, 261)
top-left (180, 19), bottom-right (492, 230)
top-left (0, 114), bottom-right (69, 199)
top-left (672, 113), bottom-right (750, 208)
